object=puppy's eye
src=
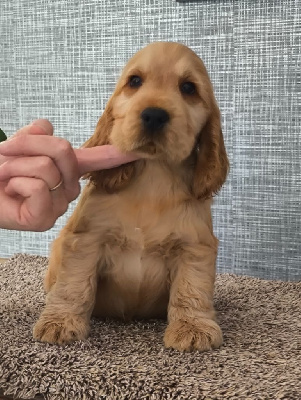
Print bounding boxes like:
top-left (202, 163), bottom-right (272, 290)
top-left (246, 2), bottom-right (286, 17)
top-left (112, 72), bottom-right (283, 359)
top-left (129, 75), bottom-right (143, 88)
top-left (180, 81), bottom-right (196, 95)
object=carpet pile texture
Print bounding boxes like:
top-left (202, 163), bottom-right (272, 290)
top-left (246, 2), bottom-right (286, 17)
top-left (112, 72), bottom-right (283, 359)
top-left (0, 254), bottom-right (300, 400)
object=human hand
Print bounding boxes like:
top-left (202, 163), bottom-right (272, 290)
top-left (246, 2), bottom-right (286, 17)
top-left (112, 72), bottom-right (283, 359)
top-left (0, 119), bottom-right (139, 231)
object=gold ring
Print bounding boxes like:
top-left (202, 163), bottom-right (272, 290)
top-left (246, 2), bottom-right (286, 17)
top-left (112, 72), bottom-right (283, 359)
top-left (49, 179), bottom-right (63, 192)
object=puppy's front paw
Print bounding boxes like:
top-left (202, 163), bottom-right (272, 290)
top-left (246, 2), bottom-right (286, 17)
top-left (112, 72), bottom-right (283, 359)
top-left (33, 312), bottom-right (90, 345)
top-left (164, 318), bottom-right (223, 352)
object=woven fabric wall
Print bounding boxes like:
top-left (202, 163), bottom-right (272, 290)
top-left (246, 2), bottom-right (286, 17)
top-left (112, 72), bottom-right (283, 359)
top-left (0, 0), bottom-right (300, 280)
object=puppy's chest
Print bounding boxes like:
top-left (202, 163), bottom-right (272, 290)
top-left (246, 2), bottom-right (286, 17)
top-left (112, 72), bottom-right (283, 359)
top-left (98, 184), bottom-right (212, 294)
top-left (116, 205), bottom-right (176, 254)
top-left (116, 192), bottom-right (185, 249)
top-left (98, 163), bottom-right (210, 260)
top-left (117, 165), bottom-right (191, 235)
top-left (112, 197), bottom-right (201, 262)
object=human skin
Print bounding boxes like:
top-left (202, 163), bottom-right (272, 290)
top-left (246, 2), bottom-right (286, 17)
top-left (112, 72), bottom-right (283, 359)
top-left (0, 119), bottom-right (139, 231)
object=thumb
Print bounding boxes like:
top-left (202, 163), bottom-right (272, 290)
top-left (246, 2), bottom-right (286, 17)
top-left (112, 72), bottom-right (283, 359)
top-left (30, 119), bottom-right (54, 136)
top-left (11, 119), bottom-right (54, 140)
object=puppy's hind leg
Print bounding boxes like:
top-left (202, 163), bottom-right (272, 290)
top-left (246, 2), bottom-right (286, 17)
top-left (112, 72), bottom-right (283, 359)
top-left (33, 232), bottom-right (100, 345)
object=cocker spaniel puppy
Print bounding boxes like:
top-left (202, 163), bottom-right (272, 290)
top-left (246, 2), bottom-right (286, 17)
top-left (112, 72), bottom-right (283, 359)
top-left (33, 42), bottom-right (229, 352)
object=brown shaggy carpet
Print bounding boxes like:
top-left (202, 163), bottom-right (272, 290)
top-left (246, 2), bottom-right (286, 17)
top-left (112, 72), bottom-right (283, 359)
top-left (0, 254), bottom-right (300, 400)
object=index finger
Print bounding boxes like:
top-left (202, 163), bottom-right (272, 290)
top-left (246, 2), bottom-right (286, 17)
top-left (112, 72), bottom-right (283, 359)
top-left (75, 145), bottom-right (140, 176)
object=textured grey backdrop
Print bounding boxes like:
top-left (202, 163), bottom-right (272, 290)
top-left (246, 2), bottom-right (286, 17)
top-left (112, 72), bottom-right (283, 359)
top-left (0, 0), bottom-right (300, 280)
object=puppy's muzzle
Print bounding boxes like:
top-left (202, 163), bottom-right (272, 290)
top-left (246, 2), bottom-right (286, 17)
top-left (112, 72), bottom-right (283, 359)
top-left (141, 107), bottom-right (170, 134)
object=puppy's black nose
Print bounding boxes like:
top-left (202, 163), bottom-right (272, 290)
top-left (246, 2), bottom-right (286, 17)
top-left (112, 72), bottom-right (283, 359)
top-left (141, 107), bottom-right (170, 133)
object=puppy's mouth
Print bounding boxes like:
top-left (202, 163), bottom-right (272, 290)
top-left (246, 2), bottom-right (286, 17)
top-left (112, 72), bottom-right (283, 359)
top-left (135, 142), bottom-right (157, 155)
top-left (132, 134), bottom-right (169, 159)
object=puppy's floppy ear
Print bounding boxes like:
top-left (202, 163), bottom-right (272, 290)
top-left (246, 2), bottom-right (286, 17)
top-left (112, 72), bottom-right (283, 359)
top-left (83, 101), bottom-right (136, 193)
top-left (193, 106), bottom-right (229, 199)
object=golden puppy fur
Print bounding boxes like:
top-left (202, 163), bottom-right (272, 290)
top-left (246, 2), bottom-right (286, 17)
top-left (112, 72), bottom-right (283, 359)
top-left (33, 42), bottom-right (229, 351)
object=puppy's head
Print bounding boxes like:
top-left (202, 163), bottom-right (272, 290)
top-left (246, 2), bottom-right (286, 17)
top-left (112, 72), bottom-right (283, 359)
top-left (85, 42), bottom-right (229, 198)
